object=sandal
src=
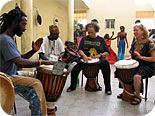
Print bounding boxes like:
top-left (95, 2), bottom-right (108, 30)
top-left (131, 96), bottom-right (141, 105)
top-left (117, 93), bottom-right (123, 99)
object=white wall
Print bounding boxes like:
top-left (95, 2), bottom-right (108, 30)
top-left (86, 0), bottom-right (136, 56)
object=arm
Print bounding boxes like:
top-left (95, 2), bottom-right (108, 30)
top-left (111, 36), bottom-right (117, 40)
top-left (109, 31), bottom-right (114, 39)
top-left (39, 53), bottom-right (48, 60)
top-left (92, 51), bottom-right (109, 59)
top-left (111, 35), bottom-right (118, 40)
top-left (117, 33), bottom-right (120, 48)
top-left (78, 50), bottom-right (91, 62)
top-left (78, 50), bottom-right (87, 58)
top-left (12, 56), bottom-right (54, 68)
top-left (21, 49), bottom-right (36, 59)
top-left (101, 52), bottom-right (109, 58)
top-left (21, 38), bottom-right (43, 59)
top-left (134, 50), bottom-right (155, 62)
top-left (125, 33), bottom-right (129, 48)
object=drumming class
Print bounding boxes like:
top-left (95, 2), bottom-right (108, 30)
top-left (0, 1), bottom-right (155, 116)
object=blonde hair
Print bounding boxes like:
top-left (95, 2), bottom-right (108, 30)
top-left (133, 23), bottom-right (149, 40)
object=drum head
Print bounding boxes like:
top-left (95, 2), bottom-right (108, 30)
top-left (81, 58), bottom-right (100, 64)
top-left (40, 65), bottom-right (67, 72)
top-left (114, 59), bottom-right (139, 69)
top-left (0, 73), bottom-right (15, 114)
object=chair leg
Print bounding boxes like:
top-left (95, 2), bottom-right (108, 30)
top-left (14, 102), bottom-right (17, 114)
top-left (97, 74), bottom-right (98, 84)
top-left (145, 78), bottom-right (148, 101)
top-left (81, 71), bottom-right (83, 87)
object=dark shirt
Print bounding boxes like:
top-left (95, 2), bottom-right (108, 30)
top-left (130, 39), bottom-right (155, 66)
top-left (78, 35), bottom-right (110, 57)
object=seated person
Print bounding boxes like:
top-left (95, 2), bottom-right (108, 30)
top-left (66, 23), bottom-right (112, 95)
top-left (38, 25), bottom-right (65, 61)
top-left (116, 23), bottom-right (155, 105)
top-left (0, 7), bottom-right (54, 116)
top-left (61, 41), bottom-right (80, 64)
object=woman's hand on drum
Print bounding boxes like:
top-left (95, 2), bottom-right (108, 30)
top-left (125, 56), bottom-right (132, 60)
top-left (91, 54), bottom-right (100, 59)
top-left (134, 51), bottom-right (141, 59)
top-left (83, 56), bottom-right (92, 63)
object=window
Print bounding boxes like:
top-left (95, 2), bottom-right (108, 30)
top-left (105, 19), bottom-right (115, 29)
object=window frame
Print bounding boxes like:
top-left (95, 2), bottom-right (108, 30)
top-left (105, 19), bottom-right (115, 29)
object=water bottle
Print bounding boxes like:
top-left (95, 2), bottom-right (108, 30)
top-left (76, 76), bottom-right (79, 86)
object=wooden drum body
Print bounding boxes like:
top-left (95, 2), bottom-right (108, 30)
top-left (114, 59), bottom-right (139, 101)
top-left (36, 65), bottom-right (69, 102)
top-left (0, 72), bottom-right (15, 114)
top-left (81, 59), bottom-right (101, 91)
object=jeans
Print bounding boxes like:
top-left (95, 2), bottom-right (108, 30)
top-left (14, 85), bottom-right (41, 116)
top-left (118, 41), bottom-right (125, 60)
top-left (11, 75), bottom-right (47, 116)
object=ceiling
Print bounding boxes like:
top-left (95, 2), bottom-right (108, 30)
top-left (56, 0), bottom-right (89, 12)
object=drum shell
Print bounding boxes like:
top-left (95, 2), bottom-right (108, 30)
top-left (81, 60), bottom-right (101, 79)
top-left (116, 68), bottom-right (137, 84)
top-left (36, 67), bottom-right (69, 102)
top-left (0, 72), bottom-right (15, 114)
top-left (122, 84), bottom-right (134, 101)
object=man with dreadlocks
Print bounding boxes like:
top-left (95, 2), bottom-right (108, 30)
top-left (0, 7), bottom-right (54, 116)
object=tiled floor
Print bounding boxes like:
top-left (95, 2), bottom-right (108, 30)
top-left (12, 65), bottom-right (155, 116)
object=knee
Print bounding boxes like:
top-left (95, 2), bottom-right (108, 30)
top-left (71, 63), bottom-right (82, 73)
top-left (32, 78), bottom-right (44, 90)
top-left (100, 58), bottom-right (109, 66)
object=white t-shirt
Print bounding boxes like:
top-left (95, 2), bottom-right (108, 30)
top-left (38, 36), bottom-right (64, 57)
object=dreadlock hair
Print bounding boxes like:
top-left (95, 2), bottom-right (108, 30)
top-left (0, 6), bottom-right (27, 34)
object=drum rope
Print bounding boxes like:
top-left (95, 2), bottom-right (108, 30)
top-left (122, 81), bottom-right (145, 99)
top-left (122, 84), bottom-right (145, 99)
top-left (122, 83), bottom-right (134, 96)
top-left (124, 89), bottom-right (134, 96)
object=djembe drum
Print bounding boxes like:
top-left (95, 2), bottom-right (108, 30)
top-left (36, 65), bottom-right (69, 102)
top-left (114, 59), bottom-right (139, 101)
top-left (80, 58), bottom-right (101, 92)
top-left (0, 72), bottom-right (15, 114)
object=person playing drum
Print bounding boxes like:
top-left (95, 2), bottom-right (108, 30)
top-left (38, 25), bottom-right (65, 61)
top-left (66, 23), bottom-right (112, 95)
top-left (116, 23), bottom-right (155, 105)
top-left (0, 7), bottom-right (54, 116)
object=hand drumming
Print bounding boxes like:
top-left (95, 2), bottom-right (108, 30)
top-left (32, 38), bottom-right (43, 52)
top-left (134, 51), bottom-right (141, 59)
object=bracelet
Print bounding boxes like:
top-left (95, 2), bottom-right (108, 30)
top-left (38, 60), bottom-right (42, 65)
top-left (100, 53), bottom-right (102, 58)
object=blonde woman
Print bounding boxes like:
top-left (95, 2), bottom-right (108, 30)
top-left (116, 23), bottom-right (155, 105)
